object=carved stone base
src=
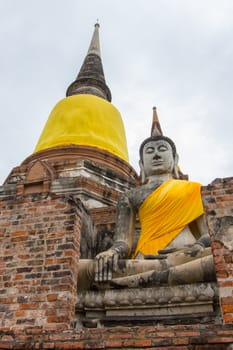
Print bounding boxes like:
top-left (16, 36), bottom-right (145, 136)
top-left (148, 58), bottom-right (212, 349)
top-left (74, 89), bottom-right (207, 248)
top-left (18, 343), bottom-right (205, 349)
top-left (75, 283), bottom-right (218, 327)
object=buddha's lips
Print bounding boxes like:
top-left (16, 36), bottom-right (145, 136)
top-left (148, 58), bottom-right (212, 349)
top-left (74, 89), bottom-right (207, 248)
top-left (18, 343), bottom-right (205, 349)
top-left (152, 161), bottom-right (163, 165)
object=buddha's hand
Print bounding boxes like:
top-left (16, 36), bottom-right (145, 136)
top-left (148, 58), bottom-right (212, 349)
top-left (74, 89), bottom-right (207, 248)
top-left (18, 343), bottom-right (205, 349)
top-left (182, 242), bottom-right (205, 257)
top-left (94, 248), bottom-right (119, 282)
top-left (144, 247), bottom-right (177, 259)
top-left (158, 243), bottom-right (205, 258)
top-left (145, 243), bottom-right (205, 260)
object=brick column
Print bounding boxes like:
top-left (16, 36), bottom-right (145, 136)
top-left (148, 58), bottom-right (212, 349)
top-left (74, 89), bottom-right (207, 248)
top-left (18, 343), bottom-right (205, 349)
top-left (202, 177), bottom-right (233, 324)
top-left (0, 194), bottom-right (81, 330)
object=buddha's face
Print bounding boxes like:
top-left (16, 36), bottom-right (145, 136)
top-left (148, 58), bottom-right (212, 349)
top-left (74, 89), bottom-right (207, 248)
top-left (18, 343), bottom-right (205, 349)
top-left (141, 139), bottom-right (175, 178)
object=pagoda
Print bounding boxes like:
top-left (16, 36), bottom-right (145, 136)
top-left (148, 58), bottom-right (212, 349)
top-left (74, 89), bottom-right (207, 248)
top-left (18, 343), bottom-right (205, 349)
top-left (0, 24), bottom-right (233, 350)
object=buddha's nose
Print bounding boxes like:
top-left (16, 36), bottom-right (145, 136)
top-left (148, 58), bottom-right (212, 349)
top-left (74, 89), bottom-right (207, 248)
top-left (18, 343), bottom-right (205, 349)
top-left (153, 153), bottom-right (161, 159)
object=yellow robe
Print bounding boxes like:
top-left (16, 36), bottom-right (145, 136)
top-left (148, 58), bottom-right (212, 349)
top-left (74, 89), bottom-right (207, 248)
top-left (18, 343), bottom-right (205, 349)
top-left (133, 179), bottom-right (204, 257)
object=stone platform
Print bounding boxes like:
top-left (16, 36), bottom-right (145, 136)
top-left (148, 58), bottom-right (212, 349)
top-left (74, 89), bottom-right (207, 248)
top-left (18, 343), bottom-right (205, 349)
top-left (75, 282), bottom-right (218, 327)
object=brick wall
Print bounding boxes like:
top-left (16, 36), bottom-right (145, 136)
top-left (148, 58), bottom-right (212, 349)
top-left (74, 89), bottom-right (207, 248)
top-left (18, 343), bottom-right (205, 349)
top-left (202, 177), bottom-right (233, 325)
top-left (0, 177), bottom-right (233, 349)
top-left (0, 324), bottom-right (233, 349)
top-left (0, 193), bottom-right (81, 330)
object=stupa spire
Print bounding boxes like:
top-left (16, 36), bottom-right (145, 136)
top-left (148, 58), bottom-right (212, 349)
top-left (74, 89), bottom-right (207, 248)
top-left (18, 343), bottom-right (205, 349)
top-left (66, 23), bottom-right (112, 101)
top-left (87, 22), bottom-right (101, 56)
top-left (151, 106), bottom-right (163, 136)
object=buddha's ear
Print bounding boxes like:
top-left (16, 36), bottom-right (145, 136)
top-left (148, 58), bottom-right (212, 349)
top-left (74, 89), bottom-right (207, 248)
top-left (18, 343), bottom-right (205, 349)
top-left (139, 159), bottom-right (146, 184)
top-left (173, 153), bottom-right (180, 179)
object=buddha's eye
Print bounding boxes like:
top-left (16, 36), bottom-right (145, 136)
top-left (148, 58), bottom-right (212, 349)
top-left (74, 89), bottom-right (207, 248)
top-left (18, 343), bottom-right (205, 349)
top-left (158, 145), bottom-right (168, 152)
top-left (145, 147), bottom-right (154, 153)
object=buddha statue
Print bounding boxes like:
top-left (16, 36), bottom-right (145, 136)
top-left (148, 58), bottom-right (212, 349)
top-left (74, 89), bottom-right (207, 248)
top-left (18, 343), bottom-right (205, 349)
top-left (78, 114), bottom-right (215, 289)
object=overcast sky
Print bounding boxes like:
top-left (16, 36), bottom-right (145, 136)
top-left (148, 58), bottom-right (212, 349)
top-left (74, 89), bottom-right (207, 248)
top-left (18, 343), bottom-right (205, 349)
top-left (0, 0), bottom-right (232, 185)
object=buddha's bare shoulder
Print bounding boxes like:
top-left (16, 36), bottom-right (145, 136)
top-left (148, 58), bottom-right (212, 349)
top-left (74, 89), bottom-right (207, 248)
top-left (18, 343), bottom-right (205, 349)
top-left (122, 182), bottom-right (162, 212)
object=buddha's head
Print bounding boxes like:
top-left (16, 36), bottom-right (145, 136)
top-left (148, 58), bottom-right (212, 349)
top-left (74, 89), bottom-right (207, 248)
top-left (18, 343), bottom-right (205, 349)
top-left (139, 135), bottom-right (179, 182)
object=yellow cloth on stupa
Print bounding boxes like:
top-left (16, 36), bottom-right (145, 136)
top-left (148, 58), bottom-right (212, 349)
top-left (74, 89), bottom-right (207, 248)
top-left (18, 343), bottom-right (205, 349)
top-left (133, 179), bottom-right (204, 257)
top-left (34, 94), bottom-right (129, 163)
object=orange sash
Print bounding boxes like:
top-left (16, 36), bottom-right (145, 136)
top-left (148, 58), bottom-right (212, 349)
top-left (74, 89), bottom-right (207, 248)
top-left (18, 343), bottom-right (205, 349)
top-left (133, 179), bottom-right (204, 257)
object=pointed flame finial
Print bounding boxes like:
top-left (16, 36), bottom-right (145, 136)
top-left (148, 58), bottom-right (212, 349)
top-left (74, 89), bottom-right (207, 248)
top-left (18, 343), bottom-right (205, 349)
top-left (151, 106), bottom-right (163, 136)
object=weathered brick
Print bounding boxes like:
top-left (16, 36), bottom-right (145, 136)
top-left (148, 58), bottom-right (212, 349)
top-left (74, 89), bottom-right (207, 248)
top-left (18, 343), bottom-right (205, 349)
top-left (105, 340), bottom-right (123, 348)
top-left (176, 331), bottom-right (200, 337)
top-left (123, 339), bottom-right (152, 347)
top-left (224, 314), bottom-right (233, 323)
top-left (47, 316), bottom-right (69, 323)
top-left (1, 335), bottom-right (14, 342)
top-left (11, 236), bottom-right (28, 242)
top-left (11, 231), bottom-right (27, 237)
top-left (225, 255), bottom-right (233, 263)
top-left (42, 343), bottom-right (55, 349)
top-left (172, 337), bottom-right (189, 345)
top-left (211, 242), bottom-right (224, 249)
top-left (47, 294), bottom-right (58, 302)
top-left (208, 336), bottom-right (233, 343)
top-left (53, 271), bottom-right (71, 278)
top-left (156, 331), bottom-right (175, 337)
top-left (216, 270), bottom-right (229, 279)
top-left (16, 318), bottom-right (35, 325)
top-left (0, 343), bottom-right (14, 349)
top-left (221, 297), bottom-right (233, 305)
top-left (46, 264), bottom-right (61, 271)
top-left (19, 303), bottom-right (38, 310)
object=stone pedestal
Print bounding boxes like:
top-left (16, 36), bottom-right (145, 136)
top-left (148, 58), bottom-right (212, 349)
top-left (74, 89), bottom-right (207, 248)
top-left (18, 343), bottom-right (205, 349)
top-left (76, 283), bottom-right (217, 327)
